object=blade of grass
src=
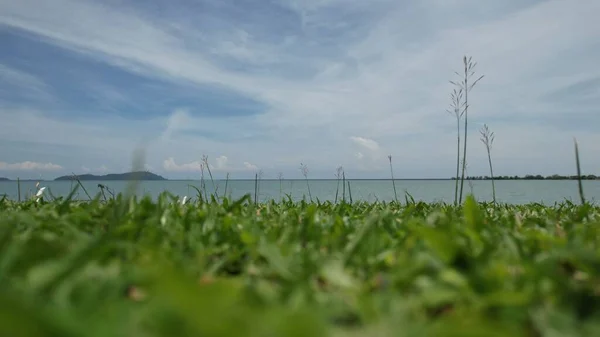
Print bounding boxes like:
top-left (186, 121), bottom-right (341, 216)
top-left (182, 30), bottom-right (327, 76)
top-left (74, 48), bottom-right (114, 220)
top-left (347, 180), bottom-right (353, 204)
top-left (254, 172), bottom-right (258, 204)
top-left (71, 173), bottom-right (92, 201)
top-left (388, 155), bottom-right (398, 203)
top-left (574, 138), bottom-right (586, 205)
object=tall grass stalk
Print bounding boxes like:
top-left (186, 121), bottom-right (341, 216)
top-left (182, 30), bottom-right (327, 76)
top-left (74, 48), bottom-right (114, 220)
top-left (254, 173), bottom-right (259, 204)
top-left (347, 180), bottom-right (353, 203)
top-left (200, 163), bottom-right (208, 201)
top-left (469, 179), bottom-right (475, 197)
top-left (574, 138), bottom-right (586, 204)
top-left (202, 155), bottom-right (218, 197)
top-left (71, 173), bottom-right (92, 200)
top-left (300, 163), bottom-right (312, 202)
top-left (98, 184), bottom-right (108, 201)
top-left (447, 88), bottom-right (464, 205)
top-left (480, 124), bottom-right (496, 203)
top-left (335, 166), bottom-right (343, 203)
top-left (98, 183), bottom-right (115, 201)
top-left (462, 159), bottom-right (475, 197)
top-left (342, 171), bottom-right (346, 203)
top-left (257, 169), bottom-right (264, 202)
top-left (450, 55), bottom-right (484, 204)
top-left (278, 172), bottom-right (283, 201)
top-left (224, 172), bottom-right (230, 200)
top-left (17, 177), bottom-right (21, 202)
top-left (388, 155), bottom-right (398, 202)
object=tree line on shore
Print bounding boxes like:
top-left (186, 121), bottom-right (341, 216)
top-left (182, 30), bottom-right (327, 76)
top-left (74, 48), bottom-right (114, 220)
top-left (452, 174), bottom-right (599, 180)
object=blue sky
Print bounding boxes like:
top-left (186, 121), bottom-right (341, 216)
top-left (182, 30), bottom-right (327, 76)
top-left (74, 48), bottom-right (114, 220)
top-left (0, 0), bottom-right (599, 179)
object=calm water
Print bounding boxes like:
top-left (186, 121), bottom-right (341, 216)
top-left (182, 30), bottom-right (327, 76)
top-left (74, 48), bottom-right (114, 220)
top-left (1, 179), bottom-right (599, 205)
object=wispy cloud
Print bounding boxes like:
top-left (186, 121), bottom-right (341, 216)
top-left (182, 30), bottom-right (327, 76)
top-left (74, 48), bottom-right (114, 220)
top-left (350, 136), bottom-right (384, 169)
top-left (162, 156), bottom-right (258, 173)
top-left (0, 63), bottom-right (53, 103)
top-left (0, 64), bottom-right (47, 91)
top-left (214, 155), bottom-right (229, 171)
top-left (81, 165), bottom-right (109, 174)
top-left (161, 109), bottom-right (193, 142)
top-left (0, 0), bottom-right (599, 178)
top-left (163, 157), bottom-right (203, 172)
top-left (243, 162), bottom-right (258, 171)
top-left (350, 136), bottom-right (380, 153)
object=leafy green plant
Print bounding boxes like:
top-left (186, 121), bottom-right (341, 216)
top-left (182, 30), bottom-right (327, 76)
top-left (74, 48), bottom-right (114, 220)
top-left (1, 182), bottom-right (600, 337)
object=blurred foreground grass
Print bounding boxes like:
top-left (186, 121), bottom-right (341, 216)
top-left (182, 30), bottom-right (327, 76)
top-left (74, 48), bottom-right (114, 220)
top-left (1, 192), bottom-right (600, 337)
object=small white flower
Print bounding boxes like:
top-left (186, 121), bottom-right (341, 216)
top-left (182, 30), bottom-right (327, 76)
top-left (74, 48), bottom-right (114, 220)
top-left (35, 187), bottom-right (46, 197)
top-left (35, 186), bottom-right (46, 202)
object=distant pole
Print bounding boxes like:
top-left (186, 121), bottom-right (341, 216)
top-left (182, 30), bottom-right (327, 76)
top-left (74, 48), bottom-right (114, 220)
top-left (17, 177), bottom-right (21, 202)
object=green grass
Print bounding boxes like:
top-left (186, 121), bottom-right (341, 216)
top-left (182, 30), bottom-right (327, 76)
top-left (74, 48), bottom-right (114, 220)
top-left (1, 192), bottom-right (600, 337)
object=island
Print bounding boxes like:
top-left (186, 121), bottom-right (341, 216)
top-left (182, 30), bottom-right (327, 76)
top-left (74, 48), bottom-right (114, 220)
top-left (0, 177), bottom-right (9, 181)
top-left (54, 171), bottom-right (167, 181)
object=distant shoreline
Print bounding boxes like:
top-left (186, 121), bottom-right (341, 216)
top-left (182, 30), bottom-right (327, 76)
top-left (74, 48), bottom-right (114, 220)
top-left (1, 174), bottom-right (598, 182)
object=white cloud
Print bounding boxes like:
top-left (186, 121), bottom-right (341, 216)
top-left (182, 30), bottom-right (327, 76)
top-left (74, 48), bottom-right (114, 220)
top-left (161, 108), bottom-right (193, 142)
top-left (350, 136), bottom-right (380, 152)
top-left (0, 161), bottom-right (62, 171)
top-left (350, 136), bottom-right (384, 169)
top-left (244, 162), bottom-right (258, 171)
top-left (214, 155), bottom-right (228, 170)
top-left (163, 157), bottom-right (203, 172)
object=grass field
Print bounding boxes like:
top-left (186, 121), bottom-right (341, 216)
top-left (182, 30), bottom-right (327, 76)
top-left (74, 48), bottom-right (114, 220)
top-left (1, 189), bottom-right (600, 337)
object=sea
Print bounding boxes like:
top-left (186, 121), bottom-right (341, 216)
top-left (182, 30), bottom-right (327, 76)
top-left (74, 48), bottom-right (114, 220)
top-left (1, 179), bottom-right (599, 205)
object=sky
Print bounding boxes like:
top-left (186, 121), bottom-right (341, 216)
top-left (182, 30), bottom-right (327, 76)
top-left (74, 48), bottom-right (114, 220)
top-left (0, 0), bottom-right (599, 180)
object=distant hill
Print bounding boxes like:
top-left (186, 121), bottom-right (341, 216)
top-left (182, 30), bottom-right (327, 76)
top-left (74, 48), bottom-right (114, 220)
top-left (0, 177), bottom-right (9, 181)
top-left (54, 171), bottom-right (167, 181)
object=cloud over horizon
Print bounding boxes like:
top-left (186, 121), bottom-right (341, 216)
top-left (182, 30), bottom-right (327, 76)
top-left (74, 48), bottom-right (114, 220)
top-left (0, 161), bottom-right (62, 171)
top-left (1, 0), bottom-right (599, 179)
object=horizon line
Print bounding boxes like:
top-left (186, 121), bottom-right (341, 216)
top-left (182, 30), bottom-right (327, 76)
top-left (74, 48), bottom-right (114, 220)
top-left (2, 177), bottom-right (599, 182)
